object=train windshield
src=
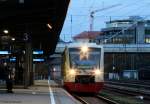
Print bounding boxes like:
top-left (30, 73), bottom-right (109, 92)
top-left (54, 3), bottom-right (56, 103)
top-left (69, 48), bottom-right (101, 70)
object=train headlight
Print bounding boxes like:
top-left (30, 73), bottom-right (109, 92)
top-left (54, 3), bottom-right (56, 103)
top-left (81, 45), bottom-right (88, 53)
top-left (69, 69), bottom-right (76, 75)
top-left (80, 45), bottom-right (89, 59)
top-left (94, 69), bottom-right (101, 75)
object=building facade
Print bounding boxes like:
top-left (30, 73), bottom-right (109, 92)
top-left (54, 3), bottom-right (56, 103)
top-left (96, 16), bottom-right (150, 44)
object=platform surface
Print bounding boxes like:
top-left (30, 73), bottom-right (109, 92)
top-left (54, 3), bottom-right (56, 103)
top-left (0, 80), bottom-right (81, 104)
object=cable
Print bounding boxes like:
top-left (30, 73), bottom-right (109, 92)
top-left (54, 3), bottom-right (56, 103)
top-left (121, 3), bottom-right (150, 16)
top-left (95, 0), bottom-right (144, 16)
top-left (88, 0), bottom-right (96, 13)
top-left (62, 0), bottom-right (150, 42)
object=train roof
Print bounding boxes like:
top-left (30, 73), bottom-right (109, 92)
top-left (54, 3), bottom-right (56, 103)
top-left (66, 42), bottom-right (103, 48)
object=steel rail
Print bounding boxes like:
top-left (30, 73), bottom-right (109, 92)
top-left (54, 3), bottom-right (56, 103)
top-left (73, 94), bottom-right (119, 104)
top-left (104, 86), bottom-right (150, 100)
top-left (96, 95), bottom-right (119, 104)
top-left (73, 95), bottom-right (89, 104)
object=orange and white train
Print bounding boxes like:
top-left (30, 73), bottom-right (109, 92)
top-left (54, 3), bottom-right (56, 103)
top-left (61, 43), bottom-right (104, 93)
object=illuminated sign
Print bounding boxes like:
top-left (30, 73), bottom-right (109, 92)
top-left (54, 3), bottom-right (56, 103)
top-left (33, 50), bottom-right (43, 54)
top-left (33, 58), bottom-right (45, 62)
top-left (10, 57), bottom-right (16, 62)
top-left (0, 51), bottom-right (11, 54)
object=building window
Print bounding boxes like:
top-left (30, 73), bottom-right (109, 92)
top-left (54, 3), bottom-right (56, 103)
top-left (145, 38), bottom-right (150, 43)
top-left (145, 30), bottom-right (150, 35)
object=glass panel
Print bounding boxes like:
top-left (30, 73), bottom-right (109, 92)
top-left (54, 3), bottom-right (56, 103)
top-left (69, 48), bottom-right (101, 70)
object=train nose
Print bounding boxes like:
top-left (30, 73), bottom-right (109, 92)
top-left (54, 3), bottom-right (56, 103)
top-left (75, 75), bottom-right (95, 84)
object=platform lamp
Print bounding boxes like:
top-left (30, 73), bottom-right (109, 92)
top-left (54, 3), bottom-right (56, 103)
top-left (3, 30), bottom-right (9, 34)
top-left (10, 37), bottom-right (15, 50)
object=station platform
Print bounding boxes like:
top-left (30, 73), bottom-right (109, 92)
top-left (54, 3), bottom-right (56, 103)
top-left (0, 80), bottom-right (82, 104)
top-left (34, 80), bottom-right (60, 87)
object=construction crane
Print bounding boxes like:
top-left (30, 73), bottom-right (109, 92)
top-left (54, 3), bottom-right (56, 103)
top-left (90, 3), bottom-right (121, 31)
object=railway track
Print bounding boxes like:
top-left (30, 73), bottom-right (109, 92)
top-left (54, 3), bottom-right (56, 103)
top-left (106, 80), bottom-right (150, 86)
top-left (73, 94), bottom-right (119, 104)
top-left (106, 81), bottom-right (150, 89)
top-left (101, 88), bottom-right (150, 104)
top-left (104, 82), bottom-right (150, 101)
top-left (73, 95), bottom-right (88, 104)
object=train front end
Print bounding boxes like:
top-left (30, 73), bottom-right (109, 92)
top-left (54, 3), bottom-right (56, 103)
top-left (64, 43), bottom-right (104, 93)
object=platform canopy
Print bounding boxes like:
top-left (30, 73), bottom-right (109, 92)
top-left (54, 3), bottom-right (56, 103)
top-left (0, 0), bottom-right (70, 55)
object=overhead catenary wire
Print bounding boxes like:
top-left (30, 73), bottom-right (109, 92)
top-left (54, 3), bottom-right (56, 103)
top-left (66, 1), bottom-right (150, 25)
top-left (92, 1), bottom-right (148, 22)
top-left (95, 0), bottom-right (143, 16)
top-left (67, 0), bottom-right (150, 20)
top-left (63, 14), bottom-right (150, 30)
top-left (61, 0), bottom-right (150, 42)
top-left (88, 0), bottom-right (96, 13)
top-left (121, 3), bottom-right (150, 16)
top-left (89, 3), bottom-right (122, 31)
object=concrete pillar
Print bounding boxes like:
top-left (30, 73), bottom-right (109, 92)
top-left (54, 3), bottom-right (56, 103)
top-left (136, 21), bottom-right (145, 44)
top-left (15, 53), bottom-right (22, 85)
top-left (24, 42), bottom-right (33, 88)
